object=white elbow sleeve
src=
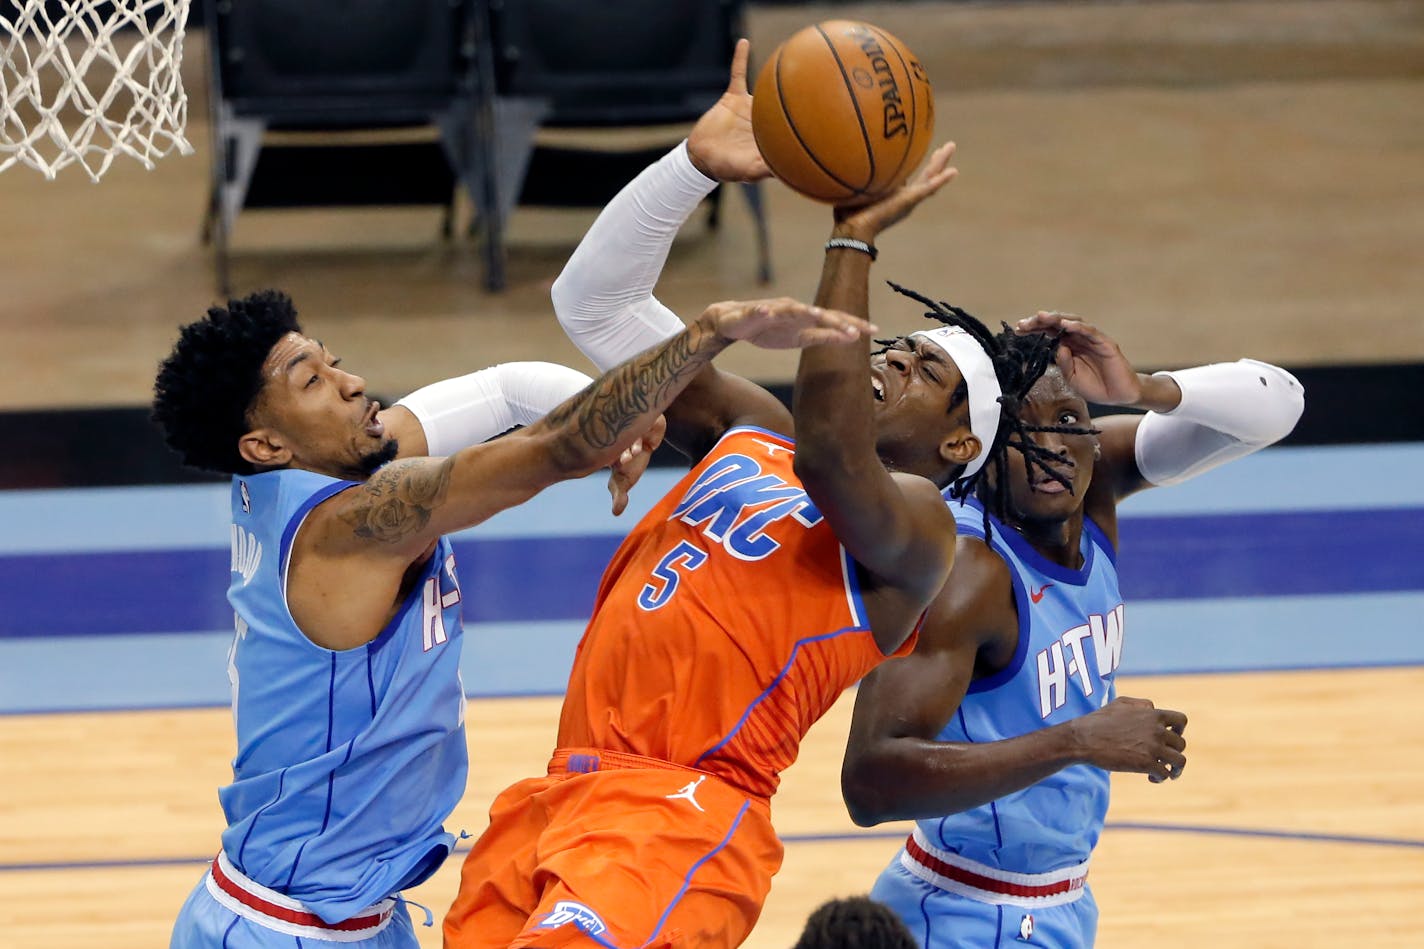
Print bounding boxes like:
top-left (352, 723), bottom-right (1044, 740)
top-left (1134, 359), bottom-right (1305, 486)
top-left (395, 362), bottom-right (593, 456)
top-left (551, 140), bottom-right (714, 370)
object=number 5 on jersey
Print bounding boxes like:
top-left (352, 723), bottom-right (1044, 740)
top-left (638, 541), bottom-right (708, 611)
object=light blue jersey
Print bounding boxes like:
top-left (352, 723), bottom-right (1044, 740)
top-left (872, 495), bottom-right (1124, 948)
top-left (176, 468), bottom-right (468, 943)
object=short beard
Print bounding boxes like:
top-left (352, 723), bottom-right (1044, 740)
top-left (358, 438), bottom-right (400, 476)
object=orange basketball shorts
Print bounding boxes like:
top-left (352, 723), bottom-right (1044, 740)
top-left (443, 749), bottom-right (783, 949)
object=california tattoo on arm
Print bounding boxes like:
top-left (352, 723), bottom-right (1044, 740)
top-left (339, 458), bottom-right (454, 544)
top-left (543, 318), bottom-right (724, 455)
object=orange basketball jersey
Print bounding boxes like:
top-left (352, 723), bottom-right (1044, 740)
top-left (557, 426), bottom-right (917, 800)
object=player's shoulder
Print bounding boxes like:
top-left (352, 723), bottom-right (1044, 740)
top-left (948, 532), bottom-right (1014, 605)
top-left (890, 471), bottom-right (959, 524)
top-left (917, 534), bottom-right (1016, 653)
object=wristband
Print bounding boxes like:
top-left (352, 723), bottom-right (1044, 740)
top-left (825, 237), bottom-right (878, 261)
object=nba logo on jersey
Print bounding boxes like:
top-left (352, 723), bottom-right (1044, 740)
top-left (1017, 913), bottom-right (1035, 941)
top-left (538, 900), bottom-right (607, 935)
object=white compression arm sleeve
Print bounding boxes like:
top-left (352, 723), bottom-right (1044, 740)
top-left (551, 139), bottom-right (717, 371)
top-left (394, 362), bottom-right (593, 457)
top-left (1134, 358), bottom-right (1305, 486)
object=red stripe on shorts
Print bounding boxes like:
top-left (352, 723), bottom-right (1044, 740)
top-left (210, 857), bottom-right (386, 932)
top-left (904, 835), bottom-right (1085, 899)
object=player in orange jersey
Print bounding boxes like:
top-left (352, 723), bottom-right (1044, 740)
top-left (444, 43), bottom-right (1060, 949)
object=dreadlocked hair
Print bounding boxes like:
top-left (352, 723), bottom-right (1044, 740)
top-left (791, 896), bottom-right (917, 949)
top-left (152, 289), bottom-right (303, 475)
top-left (887, 281), bottom-right (1097, 542)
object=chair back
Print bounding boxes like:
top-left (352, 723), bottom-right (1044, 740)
top-left (486, 0), bottom-right (743, 124)
top-left (210, 0), bottom-right (473, 121)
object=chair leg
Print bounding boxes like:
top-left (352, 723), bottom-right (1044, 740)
top-left (741, 180), bottom-right (772, 284)
top-left (441, 191), bottom-right (455, 241)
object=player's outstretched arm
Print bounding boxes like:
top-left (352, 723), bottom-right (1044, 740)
top-left (379, 361), bottom-right (658, 516)
top-left (1014, 312), bottom-right (1305, 501)
top-left (793, 144), bottom-right (960, 635)
top-left (319, 300), bottom-right (871, 561)
top-left (380, 361), bottom-right (593, 458)
top-left (841, 541), bottom-right (1188, 826)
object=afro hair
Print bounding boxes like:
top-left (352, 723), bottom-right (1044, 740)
top-left (152, 289), bottom-right (302, 475)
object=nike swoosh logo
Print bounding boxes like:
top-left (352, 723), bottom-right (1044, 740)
top-left (1030, 583), bottom-right (1053, 603)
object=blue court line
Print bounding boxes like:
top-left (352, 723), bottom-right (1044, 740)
top-left (2, 444), bottom-right (1422, 556)
top-left (4, 595), bottom-right (1423, 715)
top-left (4, 507), bottom-right (1421, 639)
top-left (6, 822), bottom-right (1422, 874)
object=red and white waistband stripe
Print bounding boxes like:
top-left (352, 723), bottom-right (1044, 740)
top-left (205, 851), bottom-right (395, 942)
top-left (900, 828), bottom-right (1089, 908)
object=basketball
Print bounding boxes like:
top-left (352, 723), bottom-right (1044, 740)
top-left (752, 20), bottom-right (935, 205)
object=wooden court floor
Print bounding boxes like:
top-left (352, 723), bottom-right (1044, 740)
top-left (3, 666), bottom-right (1421, 948)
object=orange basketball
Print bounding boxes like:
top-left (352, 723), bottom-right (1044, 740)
top-left (752, 20), bottom-right (935, 205)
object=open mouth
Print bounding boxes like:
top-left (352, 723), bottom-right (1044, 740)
top-left (870, 368), bottom-right (886, 402)
top-left (363, 400), bottom-right (384, 438)
top-left (1030, 465), bottom-right (1073, 493)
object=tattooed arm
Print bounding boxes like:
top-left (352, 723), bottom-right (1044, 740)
top-left (286, 299), bottom-right (871, 649)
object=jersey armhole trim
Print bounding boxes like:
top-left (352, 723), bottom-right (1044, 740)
top-left (717, 424), bottom-right (794, 450)
top-left (277, 479), bottom-right (362, 654)
top-left (1083, 516), bottom-right (1118, 566)
top-left (839, 544), bottom-right (869, 630)
top-left (965, 536), bottom-right (1032, 695)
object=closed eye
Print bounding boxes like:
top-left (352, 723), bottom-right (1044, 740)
top-left (913, 339), bottom-right (945, 384)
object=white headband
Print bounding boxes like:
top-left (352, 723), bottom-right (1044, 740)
top-left (911, 326), bottom-right (1002, 480)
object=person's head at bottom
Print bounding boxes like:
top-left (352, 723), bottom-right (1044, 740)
top-left (792, 895), bottom-right (917, 949)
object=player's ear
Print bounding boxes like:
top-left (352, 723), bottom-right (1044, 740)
top-left (939, 425), bottom-right (980, 469)
top-left (239, 428), bottom-right (290, 470)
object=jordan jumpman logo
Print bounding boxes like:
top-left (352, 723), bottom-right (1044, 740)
top-left (665, 775), bottom-right (707, 812)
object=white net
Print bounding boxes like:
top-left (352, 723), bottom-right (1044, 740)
top-left (0, 0), bottom-right (192, 181)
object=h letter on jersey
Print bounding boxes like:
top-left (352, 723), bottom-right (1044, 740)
top-left (421, 554), bottom-right (463, 652)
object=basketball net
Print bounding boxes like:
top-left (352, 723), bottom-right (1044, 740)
top-left (0, 0), bottom-right (193, 181)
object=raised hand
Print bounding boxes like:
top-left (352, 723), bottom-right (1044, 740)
top-left (1071, 696), bottom-right (1188, 784)
top-left (687, 38), bottom-right (771, 183)
top-left (703, 297), bottom-right (876, 350)
top-left (1014, 311), bottom-right (1145, 406)
top-left (832, 141), bottom-right (959, 242)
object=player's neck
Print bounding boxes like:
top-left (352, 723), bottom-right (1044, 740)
top-left (1017, 512), bottom-right (1085, 569)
